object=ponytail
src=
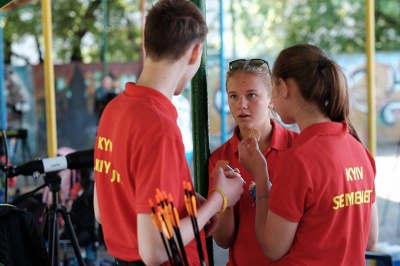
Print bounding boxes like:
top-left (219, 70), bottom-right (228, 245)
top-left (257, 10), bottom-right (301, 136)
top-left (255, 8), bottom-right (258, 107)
top-left (273, 44), bottom-right (362, 143)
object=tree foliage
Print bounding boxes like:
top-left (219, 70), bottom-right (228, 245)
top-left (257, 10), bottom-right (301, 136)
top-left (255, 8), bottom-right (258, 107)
top-left (2, 0), bottom-right (150, 64)
top-left (230, 0), bottom-right (400, 56)
top-left (2, 0), bottom-right (399, 65)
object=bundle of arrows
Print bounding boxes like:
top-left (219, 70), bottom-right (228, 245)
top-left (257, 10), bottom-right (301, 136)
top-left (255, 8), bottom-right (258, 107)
top-left (149, 181), bottom-right (206, 266)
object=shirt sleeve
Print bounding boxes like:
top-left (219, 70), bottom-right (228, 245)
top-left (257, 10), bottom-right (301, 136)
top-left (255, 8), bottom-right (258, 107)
top-left (134, 130), bottom-right (188, 214)
top-left (268, 152), bottom-right (314, 223)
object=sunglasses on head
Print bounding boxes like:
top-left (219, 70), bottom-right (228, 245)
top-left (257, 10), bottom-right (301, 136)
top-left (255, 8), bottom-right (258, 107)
top-left (229, 58), bottom-right (271, 73)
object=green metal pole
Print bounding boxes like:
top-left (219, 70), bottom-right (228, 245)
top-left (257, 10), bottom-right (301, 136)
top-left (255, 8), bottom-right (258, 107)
top-left (190, 0), bottom-right (209, 197)
top-left (190, 0), bottom-right (213, 265)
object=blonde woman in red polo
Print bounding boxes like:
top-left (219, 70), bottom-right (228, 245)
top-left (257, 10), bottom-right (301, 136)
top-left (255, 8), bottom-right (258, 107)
top-left (209, 59), bottom-right (297, 266)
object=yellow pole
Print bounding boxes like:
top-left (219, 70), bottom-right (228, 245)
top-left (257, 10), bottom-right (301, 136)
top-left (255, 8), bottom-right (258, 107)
top-left (41, 0), bottom-right (58, 157)
top-left (365, 0), bottom-right (376, 156)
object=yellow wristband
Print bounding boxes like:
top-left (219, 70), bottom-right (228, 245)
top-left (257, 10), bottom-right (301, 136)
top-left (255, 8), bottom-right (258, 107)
top-left (209, 187), bottom-right (227, 213)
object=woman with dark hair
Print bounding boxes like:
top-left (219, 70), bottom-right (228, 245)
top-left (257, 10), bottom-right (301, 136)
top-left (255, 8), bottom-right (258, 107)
top-left (238, 44), bottom-right (378, 265)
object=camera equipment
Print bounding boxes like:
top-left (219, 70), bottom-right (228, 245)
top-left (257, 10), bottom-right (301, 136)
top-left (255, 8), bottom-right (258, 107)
top-left (1, 131), bottom-right (93, 266)
top-left (6, 148), bottom-right (93, 178)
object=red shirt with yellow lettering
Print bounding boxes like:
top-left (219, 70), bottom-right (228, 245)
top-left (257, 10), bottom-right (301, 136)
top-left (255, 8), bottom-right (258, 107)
top-left (94, 83), bottom-right (207, 265)
top-left (269, 122), bottom-right (375, 266)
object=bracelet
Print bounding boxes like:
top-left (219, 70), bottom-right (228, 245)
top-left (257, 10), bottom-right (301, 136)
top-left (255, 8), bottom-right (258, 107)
top-left (209, 187), bottom-right (227, 213)
top-left (255, 193), bottom-right (269, 203)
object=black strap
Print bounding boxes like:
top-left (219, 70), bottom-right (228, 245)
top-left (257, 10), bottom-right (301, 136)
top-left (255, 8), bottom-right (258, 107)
top-left (115, 258), bottom-right (146, 266)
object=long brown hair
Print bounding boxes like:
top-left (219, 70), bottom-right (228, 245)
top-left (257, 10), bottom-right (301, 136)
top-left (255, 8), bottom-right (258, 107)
top-left (272, 44), bottom-right (361, 142)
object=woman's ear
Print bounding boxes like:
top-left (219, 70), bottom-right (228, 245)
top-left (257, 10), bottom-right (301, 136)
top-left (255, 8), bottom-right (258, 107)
top-left (279, 78), bottom-right (289, 99)
top-left (188, 43), bottom-right (203, 65)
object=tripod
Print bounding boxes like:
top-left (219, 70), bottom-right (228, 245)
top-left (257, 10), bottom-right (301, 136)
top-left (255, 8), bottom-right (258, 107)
top-left (43, 172), bottom-right (86, 266)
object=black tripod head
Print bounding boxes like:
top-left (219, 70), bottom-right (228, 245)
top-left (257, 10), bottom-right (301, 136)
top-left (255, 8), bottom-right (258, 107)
top-left (43, 172), bottom-right (62, 193)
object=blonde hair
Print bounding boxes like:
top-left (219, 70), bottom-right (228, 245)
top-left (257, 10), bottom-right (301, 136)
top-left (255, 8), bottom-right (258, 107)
top-left (226, 61), bottom-right (272, 95)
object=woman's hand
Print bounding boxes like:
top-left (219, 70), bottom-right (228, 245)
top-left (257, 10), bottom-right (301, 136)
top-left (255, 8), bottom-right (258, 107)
top-left (238, 136), bottom-right (267, 179)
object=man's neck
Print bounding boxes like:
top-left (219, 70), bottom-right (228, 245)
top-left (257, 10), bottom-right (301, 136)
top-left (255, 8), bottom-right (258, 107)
top-left (136, 59), bottom-right (186, 100)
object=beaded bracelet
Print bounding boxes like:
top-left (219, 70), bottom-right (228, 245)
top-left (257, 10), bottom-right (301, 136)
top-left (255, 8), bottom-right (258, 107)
top-left (255, 194), bottom-right (269, 203)
top-left (209, 187), bottom-right (227, 213)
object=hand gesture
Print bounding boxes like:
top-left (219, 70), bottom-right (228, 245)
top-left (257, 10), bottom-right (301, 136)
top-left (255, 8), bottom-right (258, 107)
top-left (238, 136), bottom-right (267, 179)
top-left (211, 168), bottom-right (244, 209)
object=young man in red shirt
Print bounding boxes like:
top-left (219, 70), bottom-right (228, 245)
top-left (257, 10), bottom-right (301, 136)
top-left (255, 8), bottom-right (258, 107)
top-left (93, 1), bottom-right (244, 265)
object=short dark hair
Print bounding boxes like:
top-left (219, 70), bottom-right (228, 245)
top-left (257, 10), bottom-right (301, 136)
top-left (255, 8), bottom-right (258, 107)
top-left (145, 0), bottom-right (208, 61)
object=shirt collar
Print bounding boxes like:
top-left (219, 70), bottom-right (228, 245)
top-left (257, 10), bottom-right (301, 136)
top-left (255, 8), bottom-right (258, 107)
top-left (293, 121), bottom-right (348, 147)
top-left (124, 82), bottom-right (178, 120)
top-left (270, 120), bottom-right (294, 151)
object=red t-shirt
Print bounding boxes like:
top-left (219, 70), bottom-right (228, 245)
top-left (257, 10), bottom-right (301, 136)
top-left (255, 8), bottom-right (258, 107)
top-left (94, 83), bottom-right (208, 265)
top-left (269, 122), bottom-right (376, 266)
top-left (209, 120), bottom-right (297, 266)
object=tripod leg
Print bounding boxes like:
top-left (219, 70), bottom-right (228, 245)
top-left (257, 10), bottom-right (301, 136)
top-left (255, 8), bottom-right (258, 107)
top-left (48, 203), bottom-right (59, 266)
top-left (58, 205), bottom-right (86, 266)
